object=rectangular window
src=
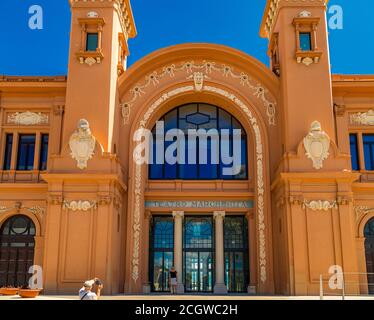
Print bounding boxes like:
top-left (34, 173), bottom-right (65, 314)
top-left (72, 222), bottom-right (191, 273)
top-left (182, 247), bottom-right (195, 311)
top-left (3, 134), bottom-right (13, 170)
top-left (17, 134), bottom-right (35, 171)
top-left (86, 33), bottom-right (98, 51)
top-left (363, 134), bottom-right (374, 171)
top-left (350, 134), bottom-right (360, 171)
top-left (299, 32), bottom-right (312, 51)
top-left (39, 134), bottom-right (49, 171)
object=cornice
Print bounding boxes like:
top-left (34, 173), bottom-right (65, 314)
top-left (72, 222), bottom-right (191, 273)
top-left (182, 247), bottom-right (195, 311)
top-left (69, 0), bottom-right (137, 39)
top-left (0, 76), bottom-right (67, 83)
top-left (260, 0), bottom-right (329, 39)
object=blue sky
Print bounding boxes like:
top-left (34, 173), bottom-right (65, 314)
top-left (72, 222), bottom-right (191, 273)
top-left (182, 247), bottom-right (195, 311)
top-left (0, 0), bottom-right (373, 76)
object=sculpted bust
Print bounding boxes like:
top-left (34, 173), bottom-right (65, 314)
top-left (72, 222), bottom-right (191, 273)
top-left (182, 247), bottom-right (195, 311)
top-left (69, 119), bottom-right (96, 169)
top-left (303, 121), bottom-right (330, 170)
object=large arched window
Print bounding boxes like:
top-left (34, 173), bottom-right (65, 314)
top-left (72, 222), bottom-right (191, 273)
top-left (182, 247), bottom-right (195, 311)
top-left (149, 103), bottom-right (248, 180)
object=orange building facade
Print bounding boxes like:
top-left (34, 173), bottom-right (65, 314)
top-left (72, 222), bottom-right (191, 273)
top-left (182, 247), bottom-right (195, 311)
top-left (1, 0), bottom-right (374, 296)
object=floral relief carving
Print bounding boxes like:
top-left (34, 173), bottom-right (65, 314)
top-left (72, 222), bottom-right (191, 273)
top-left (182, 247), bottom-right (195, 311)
top-left (69, 119), bottom-right (96, 169)
top-left (303, 121), bottom-right (330, 170)
top-left (120, 61), bottom-right (277, 126)
top-left (7, 111), bottom-right (49, 125)
top-left (130, 85), bottom-right (268, 284)
top-left (350, 110), bottom-right (374, 126)
top-left (0, 203), bottom-right (45, 215)
top-left (62, 200), bottom-right (97, 211)
top-left (302, 200), bottom-right (338, 211)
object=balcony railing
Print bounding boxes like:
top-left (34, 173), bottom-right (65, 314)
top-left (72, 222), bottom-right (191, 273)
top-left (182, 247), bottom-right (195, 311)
top-left (319, 272), bottom-right (374, 300)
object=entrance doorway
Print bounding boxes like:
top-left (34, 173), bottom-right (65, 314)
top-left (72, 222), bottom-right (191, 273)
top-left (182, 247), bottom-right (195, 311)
top-left (365, 217), bottom-right (374, 294)
top-left (150, 217), bottom-right (174, 292)
top-left (224, 216), bottom-right (249, 292)
top-left (183, 217), bottom-right (214, 292)
top-left (0, 215), bottom-right (36, 287)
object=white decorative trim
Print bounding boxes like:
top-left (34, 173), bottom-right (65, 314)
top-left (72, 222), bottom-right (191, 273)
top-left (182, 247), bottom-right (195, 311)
top-left (130, 85), bottom-right (267, 284)
top-left (69, 119), bottom-right (96, 170)
top-left (7, 111), bottom-right (48, 125)
top-left (0, 203), bottom-right (45, 215)
top-left (303, 121), bottom-right (330, 170)
top-left (87, 11), bottom-right (99, 18)
top-left (350, 110), bottom-right (374, 126)
top-left (63, 200), bottom-right (97, 211)
top-left (303, 200), bottom-right (338, 211)
top-left (120, 61), bottom-right (277, 126)
top-left (79, 56), bottom-right (101, 66)
top-left (299, 11), bottom-right (312, 18)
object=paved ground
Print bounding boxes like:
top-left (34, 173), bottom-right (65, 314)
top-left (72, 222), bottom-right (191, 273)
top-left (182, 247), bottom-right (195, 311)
top-left (1, 294), bottom-right (374, 300)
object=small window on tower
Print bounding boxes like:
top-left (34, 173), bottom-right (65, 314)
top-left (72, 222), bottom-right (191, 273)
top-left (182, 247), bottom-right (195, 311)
top-left (86, 33), bottom-right (98, 51)
top-left (299, 33), bottom-right (312, 51)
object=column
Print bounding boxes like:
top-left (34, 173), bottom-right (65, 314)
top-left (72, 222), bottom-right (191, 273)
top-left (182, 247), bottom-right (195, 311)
top-left (213, 211), bottom-right (227, 294)
top-left (172, 211), bottom-right (184, 294)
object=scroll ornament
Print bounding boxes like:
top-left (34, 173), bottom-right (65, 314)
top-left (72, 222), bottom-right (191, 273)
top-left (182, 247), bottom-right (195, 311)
top-left (63, 200), bottom-right (97, 211)
top-left (303, 200), bottom-right (338, 211)
top-left (303, 121), bottom-right (330, 170)
top-left (69, 119), bottom-right (96, 169)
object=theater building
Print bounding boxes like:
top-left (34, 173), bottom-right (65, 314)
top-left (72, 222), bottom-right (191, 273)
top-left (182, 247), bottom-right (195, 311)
top-left (0, 0), bottom-right (374, 296)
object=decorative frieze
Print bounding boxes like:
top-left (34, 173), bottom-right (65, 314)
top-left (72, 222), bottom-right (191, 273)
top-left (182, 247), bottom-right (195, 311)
top-left (302, 200), bottom-right (338, 211)
top-left (350, 110), bottom-right (374, 126)
top-left (120, 60), bottom-right (277, 126)
top-left (62, 200), bottom-right (97, 211)
top-left (69, 119), bottom-right (96, 169)
top-left (7, 111), bottom-right (49, 125)
top-left (303, 121), bottom-right (330, 170)
top-left (0, 203), bottom-right (45, 215)
top-left (145, 200), bottom-right (253, 209)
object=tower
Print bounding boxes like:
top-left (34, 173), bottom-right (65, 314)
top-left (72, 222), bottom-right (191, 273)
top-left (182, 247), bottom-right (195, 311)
top-left (261, 0), bottom-right (334, 153)
top-left (261, 1), bottom-right (360, 295)
top-left (42, 0), bottom-right (136, 294)
top-left (64, 0), bottom-right (136, 152)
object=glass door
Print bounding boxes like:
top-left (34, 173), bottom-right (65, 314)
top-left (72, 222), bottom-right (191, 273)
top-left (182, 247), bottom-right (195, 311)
top-left (224, 216), bottom-right (249, 293)
top-left (152, 251), bottom-right (173, 292)
top-left (150, 216), bottom-right (174, 292)
top-left (183, 217), bottom-right (214, 292)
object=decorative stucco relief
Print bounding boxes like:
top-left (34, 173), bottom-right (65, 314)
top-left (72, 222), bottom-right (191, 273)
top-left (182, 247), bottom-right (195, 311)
top-left (7, 111), bottom-right (49, 125)
top-left (69, 119), bottom-right (96, 169)
top-left (120, 61), bottom-right (277, 125)
top-left (302, 200), bottom-right (338, 211)
top-left (303, 121), bottom-right (330, 170)
top-left (130, 85), bottom-right (268, 285)
top-left (350, 110), bottom-right (374, 126)
top-left (62, 200), bottom-right (97, 211)
top-left (0, 202), bottom-right (45, 215)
